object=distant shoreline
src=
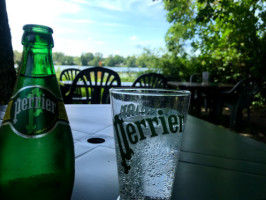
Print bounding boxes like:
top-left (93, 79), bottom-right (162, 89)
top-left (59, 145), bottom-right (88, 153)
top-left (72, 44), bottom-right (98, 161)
top-left (54, 65), bottom-right (149, 73)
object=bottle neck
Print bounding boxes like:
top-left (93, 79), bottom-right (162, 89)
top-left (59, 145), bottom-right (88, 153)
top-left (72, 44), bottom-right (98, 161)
top-left (19, 45), bottom-right (55, 77)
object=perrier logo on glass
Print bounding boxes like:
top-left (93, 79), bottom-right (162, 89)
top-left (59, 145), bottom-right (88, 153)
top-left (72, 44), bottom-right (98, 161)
top-left (113, 103), bottom-right (185, 174)
top-left (2, 85), bottom-right (68, 138)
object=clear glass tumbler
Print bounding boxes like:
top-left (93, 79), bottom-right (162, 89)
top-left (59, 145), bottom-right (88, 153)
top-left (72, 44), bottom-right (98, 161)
top-left (110, 88), bottom-right (191, 200)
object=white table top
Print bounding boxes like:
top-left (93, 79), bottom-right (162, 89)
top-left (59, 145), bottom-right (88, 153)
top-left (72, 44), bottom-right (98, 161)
top-left (1, 104), bottom-right (266, 200)
top-left (63, 104), bottom-right (266, 200)
top-left (66, 105), bottom-right (119, 200)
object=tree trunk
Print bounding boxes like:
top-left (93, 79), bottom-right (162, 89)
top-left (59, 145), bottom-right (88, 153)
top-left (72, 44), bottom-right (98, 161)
top-left (0, 0), bottom-right (17, 105)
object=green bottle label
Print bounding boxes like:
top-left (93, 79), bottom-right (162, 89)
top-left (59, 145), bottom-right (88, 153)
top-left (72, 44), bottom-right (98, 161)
top-left (2, 86), bottom-right (68, 138)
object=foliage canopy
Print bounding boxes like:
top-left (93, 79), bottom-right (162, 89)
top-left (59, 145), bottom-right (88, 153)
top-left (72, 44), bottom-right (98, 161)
top-left (161, 0), bottom-right (266, 99)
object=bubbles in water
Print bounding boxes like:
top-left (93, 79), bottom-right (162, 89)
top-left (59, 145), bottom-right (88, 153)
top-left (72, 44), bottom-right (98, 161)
top-left (115, 109), bottom-right (185, 200)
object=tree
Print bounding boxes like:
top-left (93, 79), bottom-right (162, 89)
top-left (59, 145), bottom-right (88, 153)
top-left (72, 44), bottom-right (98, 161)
top-left (137, 47), bottom-right (191, 80)
top-left (0, 0), bottom-right (16, 104)
top-left (61, 56), bottom-right (75, 65)
top-left (163, 0), bottom-right (266, 84)
top-left (136, 48), bottom-right (161, 69)
top-left (126, 56), bottom-right (137, 67)
top-left (73, 56), bottom-right (81, 66)
top-left (89, 52), bottom-right (103, 66)
top-left (53, 52), bottom-right (65, 65)
top-left (113, 55), bottom-right (124, 66)
top-left (105, 55), bottom-right (125, 66)
top-left (53, 52), bottom-right (80, 65)
top-left (80, 52), bottom-right (94, 66)
top-left (104, 55), bottom-right (116, 66)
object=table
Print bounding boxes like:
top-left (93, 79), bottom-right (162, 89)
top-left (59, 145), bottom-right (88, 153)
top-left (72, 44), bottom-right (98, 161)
top-left (1, 104), bottom-right (266, 200)
top-left (167, 81), bottom-right (234, 115)
top-left (60, 81), bottom-right (133, 88)
top-left (167, 81), bottom-right (233, 88)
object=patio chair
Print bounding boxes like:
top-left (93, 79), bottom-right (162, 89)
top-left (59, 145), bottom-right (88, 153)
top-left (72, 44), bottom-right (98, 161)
top-left (65, 67), bottom-right (121, 104)
top-left (189, 73), bottom-right (207, 113)
top-left (59, 68), bottom-right (81, 100)
top-left (190, 72), bottom-right (211, 83)
top-left (189, 73), bottom-right (202, 83)
top-left (217, 78), bottom-right (259, 129)
top-left (59, 68), bottom-right (81, 81)
top-left (132, 73), bottom-right (167, 88)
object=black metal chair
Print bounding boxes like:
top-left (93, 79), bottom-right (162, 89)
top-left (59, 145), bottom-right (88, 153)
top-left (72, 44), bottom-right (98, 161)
top-left (59, 68), bottom-right (81, 81)
top-left (189, 73), bottom-right (206, 113)
top-left (59, 68), bottom-right (81, 100)
top-left (65, 67), bottom-right (121, 104)
top-left (217, 78), bottom-right (259, 129)
top-left (132, 73), bottom-right (167, 88)
top-left (190, 72), bottom-right (211, 83)
top-left (189, 73), bottom-right (202, 83)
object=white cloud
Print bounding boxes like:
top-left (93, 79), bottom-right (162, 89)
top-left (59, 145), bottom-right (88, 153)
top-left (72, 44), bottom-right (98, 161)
top-left (69, 0), bottom-right (124, 11)
top-left (54, 38), bottom-right (97, 56)
top-left (102, 22), bottom-right (122, 27)
top-left (129, 36), bottom-right (137, 41)
top-left (130, 38), bottom-right (165, 49)
top-left (53, 27), bottom-right (77, 35)
top-left (87, 37), bottom-right (105, 45)
top-left (100, 1), bottom-right (124, 12)
top-left (69, 0), bottom-right (164, 14)
top-left (113, 50), bottom-right (121, 55)
top-left (63, 19), bottom-right (93, 24)
top-left (95, 41), bottom-right (105, 45)
top-left (134, 0), bottom-right (165, 17)
top-left (71, 0), bottom-right (87, 4)
top-left (6, 0), bottom-right (82, 50)
top-left (6, 0), bottom-right (81, 22)
top-left (5, 0), bottom-right (168, 57)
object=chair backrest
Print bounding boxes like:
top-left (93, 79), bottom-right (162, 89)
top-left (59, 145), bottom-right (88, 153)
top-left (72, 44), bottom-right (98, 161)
top-left (189, 73), bottom-right (202, 83)
top-left (59, 68), bottom-right (81, 81)
top-left (132, 73), bottom-right (167, 88)
top-left (66, 67), bottom-right (121, 104)
top-left (239, 79), bottom-right (259, 108)
top-left (231, 78), bottom-right (259, 108)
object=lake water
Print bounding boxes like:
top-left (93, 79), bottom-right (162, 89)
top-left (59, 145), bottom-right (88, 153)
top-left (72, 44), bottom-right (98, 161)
top-left (55, 65), bottom-right (149, 73)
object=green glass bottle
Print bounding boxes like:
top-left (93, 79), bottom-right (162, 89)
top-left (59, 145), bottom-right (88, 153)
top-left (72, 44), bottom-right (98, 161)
top-left (0, 24), bottom-right (75, 200)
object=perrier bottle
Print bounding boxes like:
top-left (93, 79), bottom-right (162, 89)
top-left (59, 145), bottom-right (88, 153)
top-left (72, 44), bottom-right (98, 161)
top-left (0, 24), bottom-right (75, 199)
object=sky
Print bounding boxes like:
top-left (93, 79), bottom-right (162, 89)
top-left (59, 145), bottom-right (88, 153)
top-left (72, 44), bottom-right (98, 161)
top-left (6, 0), bottom-right (171, 58)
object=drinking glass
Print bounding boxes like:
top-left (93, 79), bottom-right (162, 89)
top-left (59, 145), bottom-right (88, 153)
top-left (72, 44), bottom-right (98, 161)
top-left (110, 88), bottom-right (190, 200)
